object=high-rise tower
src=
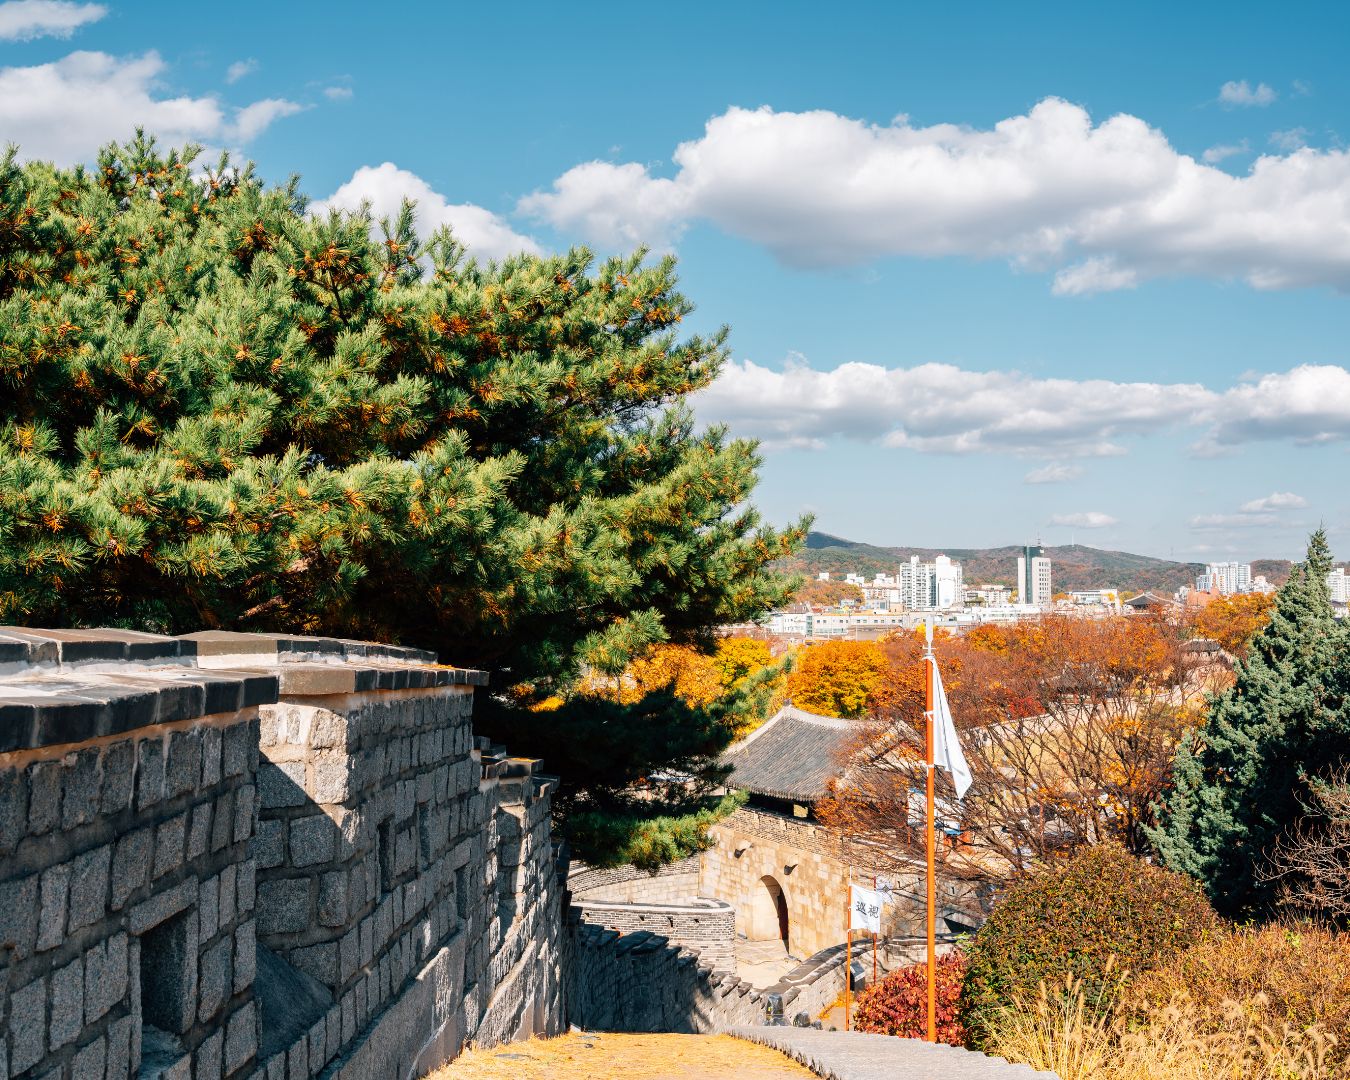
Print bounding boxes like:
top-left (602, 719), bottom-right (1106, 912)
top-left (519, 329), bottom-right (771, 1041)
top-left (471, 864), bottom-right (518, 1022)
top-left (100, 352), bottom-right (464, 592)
top-left (1016, 543), bottom-right (1052, 605)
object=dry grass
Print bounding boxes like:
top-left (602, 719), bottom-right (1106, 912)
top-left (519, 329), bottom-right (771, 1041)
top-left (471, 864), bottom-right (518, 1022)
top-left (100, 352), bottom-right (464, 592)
top-left (985, 980), bottom-right (1340, 1080)
top-left (432, 1032), bottom-right (817, 1080)
top-left (1132, 923), bottom-right (1350, 1050)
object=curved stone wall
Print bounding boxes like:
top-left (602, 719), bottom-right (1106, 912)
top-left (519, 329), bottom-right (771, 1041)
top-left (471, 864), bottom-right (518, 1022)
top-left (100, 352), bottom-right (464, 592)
top-left (571, 896), bottom-right (735, 971)
top-left (568, 856), bottom-right (701, 904)
top-left (568, 858), bottom-right (736, 971)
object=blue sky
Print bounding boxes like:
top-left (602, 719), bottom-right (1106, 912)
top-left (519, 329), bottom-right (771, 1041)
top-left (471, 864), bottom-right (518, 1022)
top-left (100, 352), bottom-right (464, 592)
top-left (4, 1), bottom-right (1350, 562)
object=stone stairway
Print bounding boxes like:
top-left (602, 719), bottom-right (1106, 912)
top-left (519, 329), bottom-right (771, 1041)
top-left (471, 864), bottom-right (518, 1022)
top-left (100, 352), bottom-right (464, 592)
top-left (732, 1027), bottom-right (1061, 1080)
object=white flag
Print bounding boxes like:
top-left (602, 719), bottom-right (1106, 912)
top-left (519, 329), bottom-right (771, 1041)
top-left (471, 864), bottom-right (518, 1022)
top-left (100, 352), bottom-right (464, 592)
top-left (849, 884), bottom-right (883, 933)
top-left (928, 656), bottom-right (972, 799)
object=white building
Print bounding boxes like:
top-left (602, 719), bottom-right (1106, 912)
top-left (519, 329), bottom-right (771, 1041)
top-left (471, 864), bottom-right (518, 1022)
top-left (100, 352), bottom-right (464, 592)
top-left (1196, 562), bottom-right (1253, 595)
top-left (764, 610), bottom-right (914, 637)
top-left (1330, 568), bottom-right (1350, 604)
top-left (898, 554), bottom-right (964, 611)
top-left (1016, 545), bottom-right (1053, 605)
top-left (1069, 589), bottom-right (1120, 610)
top-left (965, 585), bottom-right (1013, 606)
top-left (763, 605), bottom-right (1042, 638)
top-left (859, 571), bottom-right (903, 607)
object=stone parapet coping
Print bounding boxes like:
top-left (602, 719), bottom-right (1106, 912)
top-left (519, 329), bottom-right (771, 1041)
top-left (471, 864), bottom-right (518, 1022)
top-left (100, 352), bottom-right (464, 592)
top-left (571, 897), bottom-right (733, 915)
top-left (0, 627), bottom-right (486, 753)
top-left (730, 1027), bottom-right (1061, 1079)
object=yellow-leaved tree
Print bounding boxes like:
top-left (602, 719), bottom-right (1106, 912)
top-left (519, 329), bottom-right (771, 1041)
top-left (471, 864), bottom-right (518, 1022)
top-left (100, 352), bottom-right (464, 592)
top-left (786, 639), bottom-right (887, 718)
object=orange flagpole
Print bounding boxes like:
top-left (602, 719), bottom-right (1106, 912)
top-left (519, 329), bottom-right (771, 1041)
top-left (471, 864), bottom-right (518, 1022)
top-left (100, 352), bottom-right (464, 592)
top-left (925, 623), bottom-right (937, 1043)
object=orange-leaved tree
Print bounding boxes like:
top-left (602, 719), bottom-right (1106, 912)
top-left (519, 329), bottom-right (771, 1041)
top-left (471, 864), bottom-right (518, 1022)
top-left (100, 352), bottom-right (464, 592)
top-left (793, 578), bottom-right (865, 607)
top-left (786, 639), bottom-right (886, 718)
top-left (818, 615), bottom-right (1210, 881)
top-left (583, 637), bottom-right (788, 730)
top-left (1188, 591), bottom-right (1276, 657)
top-left (586, 643), bottom-right (724, 706)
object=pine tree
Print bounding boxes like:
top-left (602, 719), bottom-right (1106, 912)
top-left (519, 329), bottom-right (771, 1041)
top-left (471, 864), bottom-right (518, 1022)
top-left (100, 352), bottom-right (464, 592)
top-left (1150, 530), bottom-right (1350, 916)
top-left (0, 135), bottom-right (806, 862)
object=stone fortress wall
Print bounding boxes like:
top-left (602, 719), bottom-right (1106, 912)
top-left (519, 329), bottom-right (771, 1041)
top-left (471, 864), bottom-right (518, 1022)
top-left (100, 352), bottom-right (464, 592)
top-left (567, 858), bottom-right (735, 971)
top-left (0, 628), bottom-right (564, 1080)
top-left (0, 624), bottom-right (1007, 1080)
top-left (567, 856), bottom-right (701, 904)
top-left (701, 805), bottom-right (989, 960)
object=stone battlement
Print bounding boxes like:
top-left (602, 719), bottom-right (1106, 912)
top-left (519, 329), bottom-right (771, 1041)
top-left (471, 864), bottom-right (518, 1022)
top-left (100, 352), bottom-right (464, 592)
top-left (0, 628), bottom-right (486, 755)
top-left (0, 628), bottom-right (562, 1080)
top-left (0, 626), bottom-right (1050, 1080)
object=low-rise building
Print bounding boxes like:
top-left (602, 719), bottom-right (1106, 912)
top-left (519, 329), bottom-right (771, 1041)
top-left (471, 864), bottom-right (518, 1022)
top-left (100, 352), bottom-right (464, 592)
top-left (965, 585), bottom-right (1013, 606)
top-left (1068, 589), bottom-right (1120, 610)
top-left (702, 706), bottom-right (985, 960)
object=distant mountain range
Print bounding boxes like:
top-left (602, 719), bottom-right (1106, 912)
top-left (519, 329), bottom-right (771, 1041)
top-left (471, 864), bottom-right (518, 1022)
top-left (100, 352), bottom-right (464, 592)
top-left (777, 532), bottom-right (1294, 595)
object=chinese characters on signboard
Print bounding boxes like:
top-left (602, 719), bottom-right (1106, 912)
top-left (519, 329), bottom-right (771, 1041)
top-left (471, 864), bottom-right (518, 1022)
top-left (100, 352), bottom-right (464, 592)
top-left (849, 884), bottom-right (883, 933)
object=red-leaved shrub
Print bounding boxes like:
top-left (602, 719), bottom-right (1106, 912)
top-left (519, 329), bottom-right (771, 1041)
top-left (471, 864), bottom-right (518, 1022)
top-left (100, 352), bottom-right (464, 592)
top-left (854, 952), bottom-right (967, 1045)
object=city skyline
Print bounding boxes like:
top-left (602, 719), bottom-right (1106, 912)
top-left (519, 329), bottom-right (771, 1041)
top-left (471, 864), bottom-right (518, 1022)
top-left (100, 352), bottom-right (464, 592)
top-left (3, 2), bottom-right (1348, 558)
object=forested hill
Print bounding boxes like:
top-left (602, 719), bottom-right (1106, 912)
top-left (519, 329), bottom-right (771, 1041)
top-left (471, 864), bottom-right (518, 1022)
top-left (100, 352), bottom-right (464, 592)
top-left (777, 532), bottom-right (1294, 595)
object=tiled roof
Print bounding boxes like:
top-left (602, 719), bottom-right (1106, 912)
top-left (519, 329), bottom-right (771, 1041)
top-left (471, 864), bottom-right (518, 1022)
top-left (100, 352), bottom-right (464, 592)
top-left (721, 705), bottom-right (854, 802)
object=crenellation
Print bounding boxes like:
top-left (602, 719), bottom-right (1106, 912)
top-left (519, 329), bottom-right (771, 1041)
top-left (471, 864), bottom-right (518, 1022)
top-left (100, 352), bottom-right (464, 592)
top-left (0, 625), bottom-right (719, 1080)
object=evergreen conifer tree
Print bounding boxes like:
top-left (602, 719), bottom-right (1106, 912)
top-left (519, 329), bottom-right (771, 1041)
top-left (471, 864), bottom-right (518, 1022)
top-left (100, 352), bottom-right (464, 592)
top-left (1150, 530), bottom-right (1350, 916)
top-left (0, 136), bottom-right (806, 863)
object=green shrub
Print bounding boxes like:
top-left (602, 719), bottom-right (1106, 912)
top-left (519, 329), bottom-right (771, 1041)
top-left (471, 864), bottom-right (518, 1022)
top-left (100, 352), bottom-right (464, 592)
top-left (855, 952), bottom-right (967, 1044)
top-left (961, 844), bottom-right (1218, 1042)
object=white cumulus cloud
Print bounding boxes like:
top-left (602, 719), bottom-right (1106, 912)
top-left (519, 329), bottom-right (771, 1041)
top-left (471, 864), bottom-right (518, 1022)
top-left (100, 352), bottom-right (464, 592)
top-left (521, 160), bottom-right (688, 251)
top-left (1240, 491), bottom-right (1308, 512)
top-left (225, 59), bottom-right (257, 84)
top-left (0, 51), bottom-right (303, 164)
top-left (1052, 257), bottom-right (1139, 296)
top-left (1202, 365), bottom-right (1350, 447)
top-left (314, 163), bottom-right (542, 262)
top-left (522, 98), bottom-right (1350, 294)
top-left (1269, 127), bottom-right (1310, 151)
top-left (0, 0), bottom-right (104, 41)
top-left (1049, 512), bottom-right (1117, 528)
top-left (1024, 463), bottom-right (1084, 484)
top-left (1219, 80), bottom-right (1277, 107)
top-left (696, 357), bottom-right (1208, 455)
top-left (1201, 140), bottom-right (1249, 164)
top-left (231, 98), bottom-right (305, 142)
top-left (694, 357), bottom-right (1350, 458)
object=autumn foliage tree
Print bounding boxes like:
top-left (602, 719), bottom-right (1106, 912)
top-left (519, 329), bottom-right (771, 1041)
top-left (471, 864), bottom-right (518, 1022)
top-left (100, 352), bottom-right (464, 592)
top-left (582, 636), bottom-right (786, 729)
top-left (1187, 591), bottom-right (1276, 657)
top-left (818, 616), bottom-right (1208, 881)
top-left (0, 136), bottom-right (806, 864)
top-left (711, 636), bottom-right (776, 690)
top-left (792, 577), bottom-right (864, 607)
top-left (786, 639), bottom-right (886, 717)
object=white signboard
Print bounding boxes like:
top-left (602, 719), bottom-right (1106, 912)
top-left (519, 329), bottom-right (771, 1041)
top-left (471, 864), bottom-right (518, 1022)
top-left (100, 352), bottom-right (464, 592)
top-left (849, 884), bottom-right (883, 933)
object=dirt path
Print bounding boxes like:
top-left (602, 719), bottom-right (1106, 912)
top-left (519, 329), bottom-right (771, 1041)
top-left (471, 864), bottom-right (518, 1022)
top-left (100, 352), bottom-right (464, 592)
top-left (435, 1032), bottom-right (818, 1080)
